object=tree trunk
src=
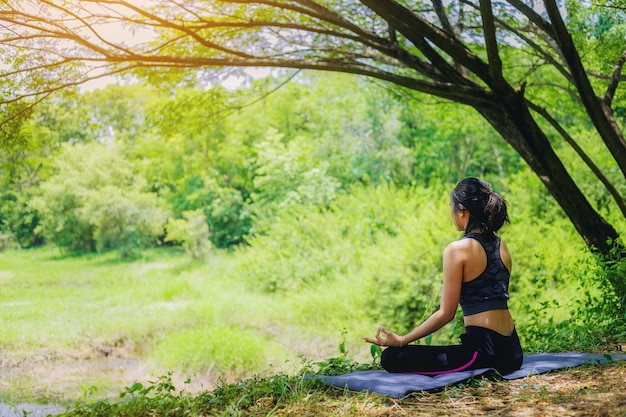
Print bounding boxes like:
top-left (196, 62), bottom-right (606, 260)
top-left (475, 87), bottom-right (620, 255)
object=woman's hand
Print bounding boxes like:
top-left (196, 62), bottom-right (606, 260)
top-left (363, 327), bottom-right (405, 347)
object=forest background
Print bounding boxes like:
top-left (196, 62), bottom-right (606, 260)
top-left (1, 69), bottom-right (625, 403)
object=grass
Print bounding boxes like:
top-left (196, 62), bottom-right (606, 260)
top-left (0, 246), bottom-right (377, 403)
top-left (55, 359), bottom-right (626, 416)
top-left (1, 244), bottom-right (625, 415)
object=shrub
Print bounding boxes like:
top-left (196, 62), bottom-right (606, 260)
top-left (231, 183), bottom-right (458, 340)
top-left (31, 142), bottom-right (165, 255)
top-left (0, 189), bottom-right (42, 248)
top-left (165, 210), bottom-right (212, 259)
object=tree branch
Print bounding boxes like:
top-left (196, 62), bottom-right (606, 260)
top-left (461, 0), bottom-right (572, 83)
top-left (544, 0), bottom-right (626, 178)
top-left (479, 0), bottom-right (505, 89)
top-left (604, 49), bottom-right (626, 107)
top-left (360, 0), bottom-right (489, 87)
top-left (528, 100), bottom-right (626, 218)
top-left (505, 0), bottom-right (554, 36)
top-left (431, 0), bottom-right (455, 36)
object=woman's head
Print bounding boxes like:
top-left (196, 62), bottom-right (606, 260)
top-left (450, 177), bottom-right (509, 235)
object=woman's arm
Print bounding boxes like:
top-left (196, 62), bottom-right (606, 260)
top-left (364, 241), bottom-right (465, 347)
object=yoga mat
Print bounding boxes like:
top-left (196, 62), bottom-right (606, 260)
top-left (312, 352), bottom-right (626, 398)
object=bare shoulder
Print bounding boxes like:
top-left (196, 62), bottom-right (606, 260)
top-left (443, 238), bottom-right (475, 259)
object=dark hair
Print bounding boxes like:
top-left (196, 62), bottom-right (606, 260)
top-left (451, 177), bottom-right (509, 235)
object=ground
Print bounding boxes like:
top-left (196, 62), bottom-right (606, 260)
top-left (279, 356), bottom-right (626, 417)
top-left (1, 348), bottom-right (625, 416)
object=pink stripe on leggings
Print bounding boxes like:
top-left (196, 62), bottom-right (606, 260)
top-left (408, 351), bottom-right (479, 376)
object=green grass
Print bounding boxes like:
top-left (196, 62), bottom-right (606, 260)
top-left (1, 197), bottom-right (623, 407)
top-left (0, 246), bottom-right (378, 403)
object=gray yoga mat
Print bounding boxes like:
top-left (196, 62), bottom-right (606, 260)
top-left (312, 352), bottom-right (626, 398)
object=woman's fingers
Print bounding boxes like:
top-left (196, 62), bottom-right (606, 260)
top-left (375, 327), bottom-right (391, 345)
top-left (364, 327), bottom-right (396, 346)
top-left (374, 327), bottom-right (384, 342)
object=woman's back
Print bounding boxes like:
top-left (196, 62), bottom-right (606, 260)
top-left (460, 234), bottom-right (515, 336)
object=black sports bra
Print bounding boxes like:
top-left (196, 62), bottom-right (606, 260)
top-left (459, 233), bottom-right (510, 316)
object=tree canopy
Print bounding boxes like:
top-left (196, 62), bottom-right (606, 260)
top-left (1, 0), bottom-right (625, 260)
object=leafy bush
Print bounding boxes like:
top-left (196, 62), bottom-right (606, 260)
top-left (251, 129), bottom-right (341, 217)
top-left (165, 210), bottom-right (212, 259)
top-left (500, 172), bottom-right (626, 352)
top-left (31, 142), bottom-right (166, 255)
top-left (231, 183), bottom-right (458, 340)
top-left (133, 133), bottom-right (253, 248)
top-left (0, 189), bottom-right (42, 248)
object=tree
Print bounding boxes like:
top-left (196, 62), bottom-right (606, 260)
top-left (0, 2), bottom-right (625, 255)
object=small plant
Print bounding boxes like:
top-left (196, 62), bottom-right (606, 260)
top-left (302, 329), bottom-right (381, 376)
top-left (60, 374), bottom-right (198, 417)
top-left (60, 371), bottom-right (327, 417)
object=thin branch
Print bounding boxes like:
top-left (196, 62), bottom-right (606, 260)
top-left (37, 0), bottom-right (135, 55)
top-left (461, 0), bottom-right (572, 83)
top-left (544, 0), bottom-right (626, 178)
top-left (184, 70), bottom-right (304, 134)
top-left (528, 100), bottom-right (626, 218)
top-left (479, 0), bottom-right (504, 88)
top-left (88, 0), bottom-right (256, 59)
top-left (525, 81), bottom-right (582, 106)
top-left (588, 69), bottom-right (626, 82)
top-left (505, 0), bottom-right (554, 37)
top-left (360, 0), bottom-right (488, 86)
top-left (0, 63), bottom-right (135, 108)
top-left (0, 93), bottom-right (51, 132)
top-left (432, 0), bottom-right (456, 36)
top-left (604, 49), bottom-right (626, 107)
top-left (220, 0), bottom-right (383, 46)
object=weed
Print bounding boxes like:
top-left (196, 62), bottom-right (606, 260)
top-left (303, 329), bottom-right (381, 376)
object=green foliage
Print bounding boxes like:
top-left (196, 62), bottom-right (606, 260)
top-left (28, 86), bottom-right (154, 145)
top-left (395, 98), bottom-right (524, 185)
top-left (504, 173), bottom-right (626, 351)
top-left (0, 100), bottom-right (34, 151)
top-left (59, 369), bottom-right (328, 417)
top-left (0, 189), bottom-right (42, 248)
top-left (304, 329), bottom-right (380, 376)
top-left (31, 142), bottom-right (165, 255)
top-left (129, 132), bottom-right (253, 249)
top-left (59, 374), bottom-right (200, 417)
top-left (516, 248), bottom-right (626, 352)
top-left (251, 129), bottom-right (341, 216)
top-left (231, 182), bottom-right (459, 340)
top-left (165, 210), bottom-right (212, 259)
top-left (600, 239), bottom-right (626, 318)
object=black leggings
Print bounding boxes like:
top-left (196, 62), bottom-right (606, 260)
top-left (381, 326), bottom-right (523, 375)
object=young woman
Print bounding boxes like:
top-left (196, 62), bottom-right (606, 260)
top-left (364, 177), bottom-right (523, 375)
